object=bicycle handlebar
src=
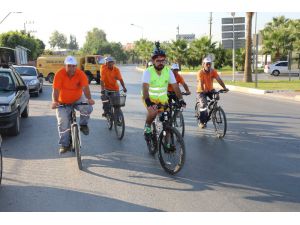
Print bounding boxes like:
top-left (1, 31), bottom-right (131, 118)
top-left (56, 102), bottom-right (89, 108)
top-left (181, 92), bottom-right (191, 96)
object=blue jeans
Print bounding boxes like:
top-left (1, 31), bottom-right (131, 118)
top-left (196, 92), bottom-right (213, 124)
top-left (56, 95), bottom-right (93, 147)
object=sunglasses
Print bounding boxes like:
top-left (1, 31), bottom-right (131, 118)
top-left (155, 59), bottom-right (166, 64)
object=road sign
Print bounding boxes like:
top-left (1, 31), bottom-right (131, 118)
top-left (222, 17), bottom-right (245, 24)
top-left (222, 39), bottom-right (245, 49)
top-left (222, 32), bottom-right (245, 39)
top-left (222, 24), bottom-right (245, 32)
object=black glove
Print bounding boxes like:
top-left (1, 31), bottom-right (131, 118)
top-left (145, 98), bottom-right (155, 107)
top-left (178, 99), bottom-right (186, 108)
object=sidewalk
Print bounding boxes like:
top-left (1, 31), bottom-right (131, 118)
top-left (136, 67), bottom-right (300, 103)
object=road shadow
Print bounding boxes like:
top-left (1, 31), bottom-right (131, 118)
top-left (0, 184), bottom-right (161, 212)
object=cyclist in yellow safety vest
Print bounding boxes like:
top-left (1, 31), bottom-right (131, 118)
top-left (142, 42), bottom-right (186, 140)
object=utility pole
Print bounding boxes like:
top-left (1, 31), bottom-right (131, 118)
top-left (209, 12), bottom-right (212, 39)
top-left (231, 12), bottom-right (236, 82)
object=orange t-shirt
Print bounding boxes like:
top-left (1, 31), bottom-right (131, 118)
top-left (100, 64), bottom-right (122, 91)
top-left (53, 68), bottom-right (88, 104)
top-left (168, 73), bottom-right (185, 92)
top-left (196, 69), bottom-right (219, 93)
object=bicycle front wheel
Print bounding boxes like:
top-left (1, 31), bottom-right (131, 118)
top-left (158, 127), bottom-right (185, 175)
top-left (114, 108), bottom-right (125, 140)
top-left (72, 125), bottom-right (82, 170)
top-left (173, 111), bottom-right (185, 137)
top-left (212, 106), bottom-right (227, 138)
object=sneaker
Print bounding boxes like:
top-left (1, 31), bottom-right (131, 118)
top-left (199, 122), bottom-right (206, 129)
top-left (80, 125), bottom-right (89, 135)
top-left (144, 125), bottom-right (152, 141)
top-left (59, 146), bottom-right (70, 154)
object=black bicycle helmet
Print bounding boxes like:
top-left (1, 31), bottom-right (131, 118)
top-left (151, 41), bottom-right (166, 59)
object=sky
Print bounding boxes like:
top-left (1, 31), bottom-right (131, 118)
top-left (0, 0), bottom-right (299, 49)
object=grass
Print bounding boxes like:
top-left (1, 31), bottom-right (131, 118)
top-left (224, 80), bottom-right (300, 90)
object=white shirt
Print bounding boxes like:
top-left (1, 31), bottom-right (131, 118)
top-left (142, 68), bottom-right (176, 84)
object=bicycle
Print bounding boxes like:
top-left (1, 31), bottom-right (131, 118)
top-left (168, 92), bottom-right (190, 137)
top-left (145, 103), bottom-right (186, 175)
top-left (57, 102), bottom-right (89, 170)
top-left (0, 134), bottom-right (2, 185)
top-left (104, 90), bottom-right (126, 140)
top-left (195, 89), bottom-right (228, 138)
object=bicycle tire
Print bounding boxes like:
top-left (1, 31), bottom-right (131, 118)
top-left (106, 113), bottom-right (113, 130)
top-left (146, 122), bottom-right (158, 155)
top-left (0, 149), bottom-right (2, 185)
top-left (114, 108), bottom-right (125, 140)
top-left (158, 126), bottom-right (185, 174)
top-left (212, 106), bottom-right (227, 138)
top-left (173, 111), bottom-right (185, 137)
top-left (72, 125), bottom-right (82, 170)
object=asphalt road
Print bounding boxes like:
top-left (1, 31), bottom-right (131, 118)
top-left (0, 65), bottom-right (299, 211)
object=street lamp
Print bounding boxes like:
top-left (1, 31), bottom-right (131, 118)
top-left (0, 12), bottom-right (23, 25)
top-left (131, 23), bottom-right (144, 39)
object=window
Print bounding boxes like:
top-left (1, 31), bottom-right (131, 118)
top-left (276, 62), bottom-right (288, 67)
top-left (0, 72), bottom-right (15, 91)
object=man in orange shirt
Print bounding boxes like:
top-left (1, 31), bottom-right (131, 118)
top-left (196, 57), bottom-right (228, 128)
top-left (168, 63), bottom-right (191, 104)
top-left (100, 56), bottom-right (127, 117)
top-left (51, 56), bottom-right (95, 154)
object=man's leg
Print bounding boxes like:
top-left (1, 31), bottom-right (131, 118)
top-left (198, 93), bottom-right (208, 127)
top-left (56, 106), bottom-right (72, 152)
top-left (75, 95), bottom-right (93, 135)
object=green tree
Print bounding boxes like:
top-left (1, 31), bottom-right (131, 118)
top-left (68, 34), bottom-right (79, 50)
top-left (0, 31), bottom-right (45, 60)
top-left (49, 30), bottom-right (67, 49)
top-left (187, 36), bottom-right (217, 69)
top-left (260, 16), bottom-right (297, 61)
top-left (168, 39), bottom-right (188, 69)
top-left (82, 28), bottom-right (107, 54)
top-left (134, 39), bottom-right (153, 65)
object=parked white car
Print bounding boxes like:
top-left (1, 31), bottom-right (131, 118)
top-left (264, 61), bottom-right (299, 76)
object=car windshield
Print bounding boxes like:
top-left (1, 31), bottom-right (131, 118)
top-left (15, 67), bottom-right (37, 76)
top-left (0, 72), bottom-right (15, 91)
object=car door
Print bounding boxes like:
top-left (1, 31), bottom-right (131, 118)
top-left (276, 62), bottom-right (288, 74)
top-left (13, 71), bottom-right (29, 114)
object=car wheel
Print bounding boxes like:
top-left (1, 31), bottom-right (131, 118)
top-left (21, 104), bottom-right (29, 118)
top-left (39, 86), bottom-right (43, 93)
top-left (9, 114), bottom-right (20, 136)
top-left (272, 70), bottom-right (280, 76)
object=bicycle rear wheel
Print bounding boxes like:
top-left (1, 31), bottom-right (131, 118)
top-left (173, 111), bottom-right (185, 137)
top-left (146, 122), bottom-right (158, 155)
top-left (158, 127), bottom-right (185, 174)
top-left (72, 125), bottom-right (82, 170)
top-left (212, 106), bottom-right (227, 138)
top-left (114, 108), bottom-right (125, 140)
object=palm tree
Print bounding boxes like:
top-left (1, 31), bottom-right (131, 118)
top-left (261, 16), bottom-right (293, 61)
top-left (187, 36), bottom-right (217, 69)
top-left (168, 39), bottom-right (188, 69)
top-left (244, 12), bottom-right (254, 82)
